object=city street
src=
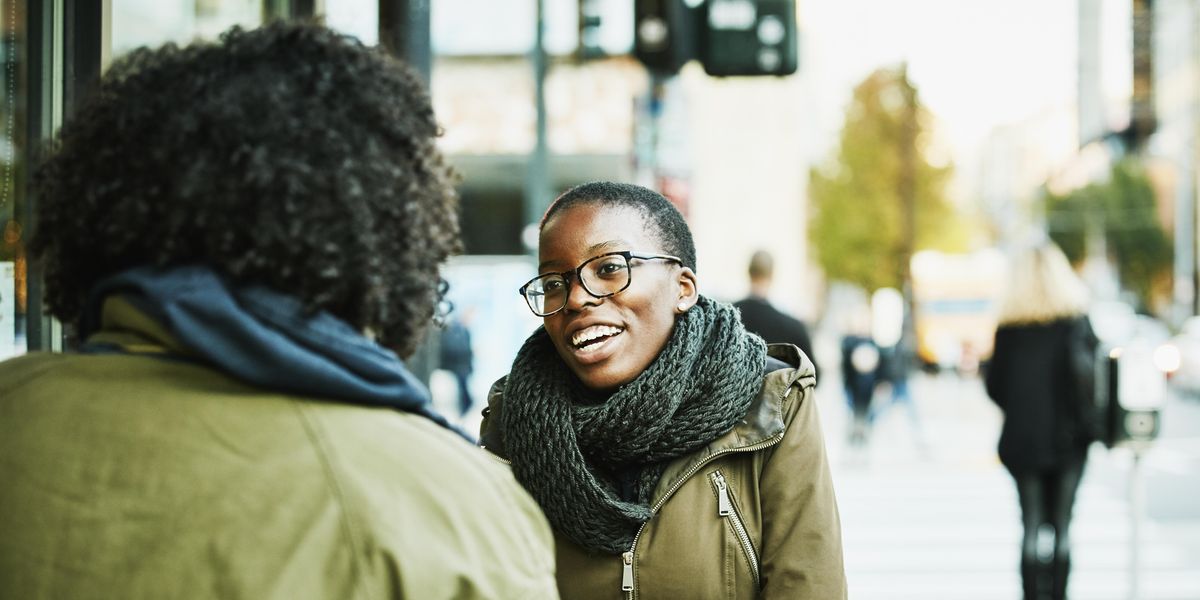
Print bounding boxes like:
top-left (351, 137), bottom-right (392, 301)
top-left (819, 370), bottom-right (1200, 599)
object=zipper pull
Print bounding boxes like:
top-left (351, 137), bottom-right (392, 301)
top-left (714, 472), bottom-right (732, 516)
top-left (621, 551), bottom-right (634, 591)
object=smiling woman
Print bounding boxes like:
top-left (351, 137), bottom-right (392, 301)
top-left (480, 181), bottom-right (848, 599)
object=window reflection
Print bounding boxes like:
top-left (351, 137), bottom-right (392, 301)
top-left (0, 0), bottom-right (25, 359)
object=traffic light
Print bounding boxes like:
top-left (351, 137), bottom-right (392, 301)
top-left (633, 1), bottom-right (799, 77)
top-left (634, 0), bottom-right (702, 75)
top-left (701, 0), bottom-right (797, 76)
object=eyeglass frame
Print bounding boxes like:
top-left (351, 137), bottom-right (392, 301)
top-left (518, 250), bottom-right (684, 317)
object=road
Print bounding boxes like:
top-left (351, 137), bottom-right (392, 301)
top-left (818, 371), bottom-right (1200, 599)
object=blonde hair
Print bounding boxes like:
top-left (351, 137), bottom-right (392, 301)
top-left (997, 243), bottom-right (1089, 325)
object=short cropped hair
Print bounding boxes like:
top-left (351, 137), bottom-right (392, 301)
top-left (748, 250), bottom-right (774, 280)
top-left (541, 181), bottom-right (696, 272)
top-left (31, 21), bottom-right (461, 357)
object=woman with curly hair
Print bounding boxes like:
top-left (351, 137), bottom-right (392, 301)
top-left (481, 181), bottom-right (846, 598)
top-left (986, 242), bottom-right (1099, 600)
top-left (0, 22), bottom-right (557, 599)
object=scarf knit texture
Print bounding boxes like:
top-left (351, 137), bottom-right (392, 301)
top-left (499, 296), bottom-right (767, 554)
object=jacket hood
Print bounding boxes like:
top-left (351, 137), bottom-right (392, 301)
top-left (82, 265), bottom-right (469, 440)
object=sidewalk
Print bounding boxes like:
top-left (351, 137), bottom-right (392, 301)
top-left (818, 371), bottom-right (1200, 600)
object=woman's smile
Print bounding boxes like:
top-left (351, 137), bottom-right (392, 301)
top-left (566, 323), bottom-right (625, 364)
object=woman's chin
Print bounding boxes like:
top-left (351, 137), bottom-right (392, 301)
top-left (569, 363), bottom-right (636, 394)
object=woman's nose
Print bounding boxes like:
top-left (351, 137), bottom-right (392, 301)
top-left (563, 276), bottom-right (600, 312)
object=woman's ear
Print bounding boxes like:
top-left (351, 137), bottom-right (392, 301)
top-left (675, 267), bottom-right (699, 313)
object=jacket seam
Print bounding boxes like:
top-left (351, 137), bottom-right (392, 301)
top-left (292, 402), bottom-right (375, 600)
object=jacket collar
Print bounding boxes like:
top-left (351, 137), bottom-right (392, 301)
top-left (84, 296), bottom-right (196, 357)
top-left (647, 343), bottom-right (812, 508)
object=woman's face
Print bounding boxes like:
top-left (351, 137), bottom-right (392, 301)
top-left (538, 203), bottom-right (698, 391)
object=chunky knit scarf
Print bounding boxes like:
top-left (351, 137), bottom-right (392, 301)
top-left (499, 296), bottom-right (767, 554)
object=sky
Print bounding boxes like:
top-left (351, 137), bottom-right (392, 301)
top-left (801, 0), bottom-right (1130, 165)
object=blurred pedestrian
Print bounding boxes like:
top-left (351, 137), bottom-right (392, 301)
top-left (841, 328), bottom-right (880, 449)
top-left (869, 287), bottom-right (926, 450)
top-left (481, 182), bottom-right (846, 598)
top-left (985, 242), bottom-right (1099, 600)
top-left (735, 249), bottom-right (819, 380)
top-left (0, 22), bottom-right (556, 599)
top-left (438, 311), bottom-right (476, 417)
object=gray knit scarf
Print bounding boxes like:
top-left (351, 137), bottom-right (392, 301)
top-left (499, 296), bottom-right (767, 554)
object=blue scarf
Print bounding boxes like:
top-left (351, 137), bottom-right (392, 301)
top-left (81, 265), bottom-right (470, 441)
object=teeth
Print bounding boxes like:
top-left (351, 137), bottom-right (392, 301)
top-left (572, 325), bottom-right (624, 347)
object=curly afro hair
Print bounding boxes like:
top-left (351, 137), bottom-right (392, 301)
top-left (31, 21), bottom-right (461, 357)
top-left (542, 181), bottom-right (696, 271)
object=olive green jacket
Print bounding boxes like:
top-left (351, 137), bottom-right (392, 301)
top-left (0, 299), bottom-right (558, 599)
top-left (481, 344), bottom-right (846, 599)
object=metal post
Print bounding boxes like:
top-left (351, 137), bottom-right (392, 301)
top-left (1193, 0), bottom-right (1200, 314)
top-left (1176, 136), bottom-right (1195, 324)
top-left (523, 0), bottom-right (551, 245)
top-left (379, 0), bottom-right (431, 83)
top-left (1129, 447), bottom-right (1145, 600)
top-left (377, 0), bottom-right (437, 385)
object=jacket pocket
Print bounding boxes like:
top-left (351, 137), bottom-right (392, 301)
top-left (710, 470), bottom-right (760, 586)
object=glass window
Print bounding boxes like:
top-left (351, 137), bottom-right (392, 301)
top-left (1, 0), bottom-right (26, 360)
top-left (111, 0), bottom-right (266, 59)
top-left (325, 0), bottom-right (378, 46)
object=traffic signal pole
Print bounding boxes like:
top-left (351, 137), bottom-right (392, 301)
top-left (525, 0), bottom-right (552, 244)
top-left (379, 0), bottom-right (431, 83)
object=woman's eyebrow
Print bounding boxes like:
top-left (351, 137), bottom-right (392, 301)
top-left (585, 240), bottom-right (627, 254)
top-left (538, 240), bottom-right (628, 271)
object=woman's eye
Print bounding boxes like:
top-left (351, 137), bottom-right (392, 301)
top-left (598, 262), bottom-right (626, 275)
top-left (543, 279), bottom-right (566, 293)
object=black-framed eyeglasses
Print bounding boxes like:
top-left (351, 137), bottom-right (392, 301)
top-left (518, 250), bottom-right (683, 317)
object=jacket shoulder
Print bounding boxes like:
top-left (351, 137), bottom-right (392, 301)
top-left (301, 404), bottom-right (557, 598)
top-left (0, 353), bottom-right (68, 393)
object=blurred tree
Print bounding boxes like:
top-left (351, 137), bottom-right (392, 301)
top-left (1046, 160), bottom-right (1172, 310)
top-left (808, 66), bottom-right (961, 293)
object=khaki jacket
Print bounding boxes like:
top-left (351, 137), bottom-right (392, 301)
top-left (481, 344), bottom-right (846, 599)
top-left (0, 299), bottom-right (558, 599)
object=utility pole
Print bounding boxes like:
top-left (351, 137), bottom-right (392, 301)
top-left (379, 0), bottom-right (431, 83)
top-left (1192, 0), bottom-right (1200, 315)
top-left (378, 0), bottom-right (437, 383)
top-left (524, 0), bottom-right (552, 251)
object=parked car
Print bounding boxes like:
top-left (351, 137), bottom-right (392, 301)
top-left (1087, 301), bottom-right (1180, 405)
top-left (1164, 315), bottom-right (1200, 399)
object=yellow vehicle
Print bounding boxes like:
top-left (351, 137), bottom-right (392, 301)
top-left (910, 249), bottom-right (1005, 371)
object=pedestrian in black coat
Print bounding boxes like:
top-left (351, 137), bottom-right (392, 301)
top-left (735, 250), bottom-right (819, 380)
top-left (985, 242), bottom-right (1098, 600)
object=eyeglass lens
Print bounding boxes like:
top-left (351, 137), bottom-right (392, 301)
top-left (526, 254), bottom-right (631, 315)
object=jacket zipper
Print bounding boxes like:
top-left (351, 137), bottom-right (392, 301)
top-left (619, 430), bottom-right (785, 599)
top-left (710, 470), bottom-right (760, 584)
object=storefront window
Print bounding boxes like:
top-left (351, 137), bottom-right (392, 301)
top-left (0, 0), bottom-right (26, 360)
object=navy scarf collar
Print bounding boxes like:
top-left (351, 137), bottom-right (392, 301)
top-left (82, 265), bottom-right (469, 441)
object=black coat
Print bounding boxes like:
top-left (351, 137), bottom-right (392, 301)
top-left (734, 296), bottom-right (818, 380)
top-left (985, 317), bottom-right (1097, 473)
